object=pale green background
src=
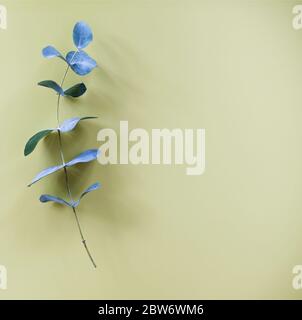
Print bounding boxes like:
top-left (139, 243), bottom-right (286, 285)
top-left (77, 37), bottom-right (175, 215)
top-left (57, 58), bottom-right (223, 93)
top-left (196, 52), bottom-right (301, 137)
top-left (0, 0), bottom-right (302, 299)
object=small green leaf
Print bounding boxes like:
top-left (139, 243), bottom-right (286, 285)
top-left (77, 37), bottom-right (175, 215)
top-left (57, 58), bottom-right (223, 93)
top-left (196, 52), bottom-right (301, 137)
top-left (24, 129), bottom-right (53, 156)
top-left (64, 83), bottom-right (87, 97)
top-left (38, 80), bottom-right (64, 95)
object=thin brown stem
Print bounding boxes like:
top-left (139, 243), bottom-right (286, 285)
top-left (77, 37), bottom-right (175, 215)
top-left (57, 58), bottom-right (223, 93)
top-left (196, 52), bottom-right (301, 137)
top-left (72, 207), bottom-right (97, 268)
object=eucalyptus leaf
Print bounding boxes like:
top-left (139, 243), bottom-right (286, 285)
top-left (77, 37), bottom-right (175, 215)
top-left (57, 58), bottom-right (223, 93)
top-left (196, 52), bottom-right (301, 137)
top-left (28, 164), bottom-right (64, 187)
top-left (38, 80), bottom-right (64, 96)
top-left (64, 83), bottom-right (87, 97)
top-left (59, 116), bottom-right (97, 133)
top-left (28, 149), bottom-right (99, 187)
top-left (80, 182), bottom-right (100, 198)
top-left (66, 149), bottom-right (99, 167)
top-left (73, 21), bottom-right (93, 49)
top-left (42, 46), bottom-right (65, 61)
top-left (40, 194), bottom-right (72, 207)
top-left (73, 182), bottom-right (101, 207)
top-left (24, 129), bottom-right (53, 156)
top-left (66, 51), bottom-right (97, 76)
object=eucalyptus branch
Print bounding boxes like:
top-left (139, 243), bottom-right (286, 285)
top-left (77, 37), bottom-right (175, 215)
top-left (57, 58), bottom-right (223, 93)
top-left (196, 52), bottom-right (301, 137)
top-left (24, 21), bottom-right (99, 268)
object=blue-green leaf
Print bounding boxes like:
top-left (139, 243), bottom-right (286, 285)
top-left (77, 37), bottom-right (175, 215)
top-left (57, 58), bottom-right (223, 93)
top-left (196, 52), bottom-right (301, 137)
top-left (42, 46), bottom-right (65, 61)
top-left (64, 83), bottom-right (87, 97)
top-left (59, 116), bottom-right (97, 133)
top-left (38, 80), bottom-right (64, 96)
top-left (73, 182), bottom-right (101, 207)
top-left (28, 150), bottom-right (99, 187)
top-left (24, 129), bottom-right (53, 156)
top-left (28, 164), bottom-right (64, 187)
top-left (66, 51), bottom-right (97, 76)
top-left (66, 149), bottom-right (99, 167)
top-left (40, 194), bottom-right (72, 207)
top-left (73, 21), bottom-right (93, 49)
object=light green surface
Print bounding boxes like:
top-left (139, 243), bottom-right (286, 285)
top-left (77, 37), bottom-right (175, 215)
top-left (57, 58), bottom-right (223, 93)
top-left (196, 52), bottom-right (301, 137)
top-left (0, 0), bottom-right (302, 299)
